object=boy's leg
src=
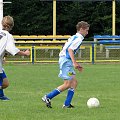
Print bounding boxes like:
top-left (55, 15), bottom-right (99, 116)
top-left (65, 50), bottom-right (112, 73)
top-left (0, 71), bottom-right (10, 100)
top-left (42, 81), bottom-right (71, 108)
top-left (0, 74), bottom-right (4, 97)
top-left (42, 57), bottom-right (73, 108)
top-left (42, 88), bottom-right (61, 108)
top-left (46, 88), bottom-right (61, 99)
top-left (2, 78), bottom-right (9, 89)
top-left (46, 79), bottom-right (72, 99)
top-left (46, 79), bottom-right (73, 100)
top-left (64, 88), bottom-right (74, 107)
top-left (63, 76), bottom-right (78, 108)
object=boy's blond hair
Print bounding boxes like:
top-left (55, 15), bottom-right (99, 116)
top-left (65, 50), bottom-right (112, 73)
top-left (2, 15), bottom-right (14, 31)
top-left (76, 21), bottom-right (90, 31)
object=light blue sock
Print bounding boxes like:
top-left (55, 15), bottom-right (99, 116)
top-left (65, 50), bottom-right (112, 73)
top-left (64, 88), bottom-right (74, 106)
top-left (46, 88), bottom-right (61, 99)
top-left (0, 75), bottom-right (4, 97)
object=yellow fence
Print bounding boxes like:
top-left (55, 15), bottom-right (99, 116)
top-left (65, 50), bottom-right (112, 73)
top-left (94, 45), bottom-right (120, 62)
top-left (5, 45), bottom-right (120, 63)
top-left (4, 35), bottom-right (120, 63)
top-left (34, 46), bottom-right (92, 63)
top-left (5, 46), bottom-right (92, 63)
top-left (13, 35), bottom-right (71, 42)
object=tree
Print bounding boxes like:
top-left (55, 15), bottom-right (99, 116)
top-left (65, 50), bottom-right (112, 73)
top-left (3, 0), bottom-right (118, 37)
top-left (4, 0), bottom-right (53, 35)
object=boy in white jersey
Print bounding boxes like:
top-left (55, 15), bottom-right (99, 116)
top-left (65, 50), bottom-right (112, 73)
top-left (0, 16), bottom-right (30, 100)
top-left (42, 21), bottom-right (90, 108)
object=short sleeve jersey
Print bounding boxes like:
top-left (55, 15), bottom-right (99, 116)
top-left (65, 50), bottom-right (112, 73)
top-left (0, 30), bottom-right (20, 73)
top-left (59, 33), bottom-right (84, 59)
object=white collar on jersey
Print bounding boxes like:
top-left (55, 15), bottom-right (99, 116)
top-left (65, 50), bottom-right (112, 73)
top-left (76, 33), bottom-right (84, 39)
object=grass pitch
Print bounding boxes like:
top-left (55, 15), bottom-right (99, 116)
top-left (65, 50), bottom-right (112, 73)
top-left (0, 63), bottom-right (120, 120)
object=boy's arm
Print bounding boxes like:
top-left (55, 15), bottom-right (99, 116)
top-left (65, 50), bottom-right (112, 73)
top-left (17, 49), bottom-right (30, 56)
top-left (68, 48), bottom-right (76, 66)
top-left (68, 48), bottom-right (83, 72)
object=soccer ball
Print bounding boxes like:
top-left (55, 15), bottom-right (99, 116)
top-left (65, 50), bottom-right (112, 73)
top-left (87, 97), bottom-right (100, 108)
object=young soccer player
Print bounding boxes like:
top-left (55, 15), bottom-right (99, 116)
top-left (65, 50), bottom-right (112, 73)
top-left (0, 15), bottom-right (30, 100)
top-left (42, 21), bottom-right (90, 108)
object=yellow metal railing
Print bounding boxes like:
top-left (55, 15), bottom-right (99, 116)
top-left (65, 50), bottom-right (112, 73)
top-left (34, 46), bottom-right (92, 63)
top-left (5, 45), bottom-right (92, 63)
top-left (13, 35), bottom-right (71, 40)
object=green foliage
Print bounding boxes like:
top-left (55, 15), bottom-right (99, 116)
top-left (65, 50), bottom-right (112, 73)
top-left (3, 1), bottom-right (120, 36)
top-left (4, 0), bottom-right (53, 35)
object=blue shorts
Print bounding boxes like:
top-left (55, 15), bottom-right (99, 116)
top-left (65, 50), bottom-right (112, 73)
top-left (58, 56), bottom-right (75, 80)
top-left (0, 70), bottom-right (7, 81)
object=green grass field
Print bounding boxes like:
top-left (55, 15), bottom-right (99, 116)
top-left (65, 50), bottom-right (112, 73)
top-left (0, 63), bottom-right (120, 120)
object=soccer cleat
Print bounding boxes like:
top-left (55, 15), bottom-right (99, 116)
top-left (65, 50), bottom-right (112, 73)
top-left (42, 95), bottom-right (52, 108)
top-left (62, 104), bottom-right (75, 108)
top-left (0, 96), bottom-right (10, 101)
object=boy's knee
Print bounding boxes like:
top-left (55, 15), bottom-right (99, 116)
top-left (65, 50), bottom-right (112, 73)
top-left (2, 82), bottom-right (9, 89)
top-left (2, 79), bottom-right (9, 89)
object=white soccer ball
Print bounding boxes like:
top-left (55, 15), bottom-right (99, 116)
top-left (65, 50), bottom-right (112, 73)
top-left (87, 97), bottom-right (100, 108)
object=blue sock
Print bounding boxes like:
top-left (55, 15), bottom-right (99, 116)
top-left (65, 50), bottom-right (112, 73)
top-left (46, 88), bottom-right (61, 99)
top-left (0, 75), bottom-right (4, 97)
top-left (64, 88), bottom-right (74, 106)
top-left (0, 89), bottom-right (4, 97)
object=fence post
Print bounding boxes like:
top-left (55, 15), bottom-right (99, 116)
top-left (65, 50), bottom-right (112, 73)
top-left (92, 43), bottom-right (94, 64)
top-left (32, 45), bottom-right (34, 64)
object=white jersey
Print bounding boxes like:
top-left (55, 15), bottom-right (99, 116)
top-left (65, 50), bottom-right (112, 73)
top-left (0, 30), bottom-right (20, 73)
top-left (59, 33), bottom-right (84, 59)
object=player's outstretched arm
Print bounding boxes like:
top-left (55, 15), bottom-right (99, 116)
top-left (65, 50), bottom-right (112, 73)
top-left (17, 49), bottom-right (30, 56)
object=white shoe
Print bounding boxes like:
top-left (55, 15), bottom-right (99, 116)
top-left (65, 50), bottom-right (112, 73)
top-left (42, 95), bottom-right (52, 108)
